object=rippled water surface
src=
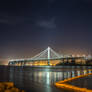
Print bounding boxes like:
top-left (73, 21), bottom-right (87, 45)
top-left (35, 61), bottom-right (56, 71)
top-left (0, 66), bottom-right (92, 92)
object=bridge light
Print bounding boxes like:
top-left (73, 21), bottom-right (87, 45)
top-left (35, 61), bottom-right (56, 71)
top-left (77, 54), bottom-right (80, 57)
top-left (82, 54), bottom-right (86, 57)
top-left (72, 55), bottom-right (75, 57)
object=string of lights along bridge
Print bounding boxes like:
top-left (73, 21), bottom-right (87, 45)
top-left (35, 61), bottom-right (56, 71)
top-left (8, 47), bottom-right (92, 66)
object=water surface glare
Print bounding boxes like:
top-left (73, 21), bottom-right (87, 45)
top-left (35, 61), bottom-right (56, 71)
top-left (0, 66), bottom-right (92, 92)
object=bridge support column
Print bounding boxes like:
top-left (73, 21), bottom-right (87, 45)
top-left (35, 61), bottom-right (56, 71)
top-left (48, 47), bottom-right (50, 66)
top-left (20, 61), bottom-right (23, 66)
top-left (24, 61), bottom-right (26, 66)
top-left (48, 59), bottom-right (50, 66)
top-left (62, 58), bottom-right (64, 65)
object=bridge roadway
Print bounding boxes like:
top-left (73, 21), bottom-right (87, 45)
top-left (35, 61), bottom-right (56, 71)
top-left (8, 47), bottom-right (90, 66)
top-left (8, 57), bottom-right (86, 66)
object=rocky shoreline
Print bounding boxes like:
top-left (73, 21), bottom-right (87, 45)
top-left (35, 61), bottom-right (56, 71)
top-left (0, 82), bottom-right (25, 92)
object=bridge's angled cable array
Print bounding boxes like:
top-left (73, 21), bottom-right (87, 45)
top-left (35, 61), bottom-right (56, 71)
top-left (9, 47), bottom-right (71, 64)
top-left (28, 47), bottom-right (62, 61)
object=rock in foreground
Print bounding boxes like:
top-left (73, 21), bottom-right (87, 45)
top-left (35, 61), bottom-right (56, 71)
top-left (0, 82), bottom-right (25, 92)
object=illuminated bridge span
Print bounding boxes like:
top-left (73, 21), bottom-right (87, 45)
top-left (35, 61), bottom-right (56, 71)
top-left (8, 47), bottom-right (92, 66)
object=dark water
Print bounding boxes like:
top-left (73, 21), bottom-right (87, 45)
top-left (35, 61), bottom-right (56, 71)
top-left (67, 75), bottom-right (92, 90)
top-left (0, 66), bottom-right (92, 92)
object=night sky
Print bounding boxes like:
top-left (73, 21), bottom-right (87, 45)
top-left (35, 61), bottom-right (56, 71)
top-left (0, 0), bottom-right (92, 64)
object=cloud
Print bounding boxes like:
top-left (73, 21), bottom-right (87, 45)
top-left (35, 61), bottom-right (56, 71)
top-left (0, 14), bottom-right (11, 24)
top-left (0, 16), bottom-right (15, 25)
top-left (36, 18), bottom-right (56, 29)
top-left (0, 19), bottom-right (9, 24)
top-left (0, 13), bottom-right (25, 25)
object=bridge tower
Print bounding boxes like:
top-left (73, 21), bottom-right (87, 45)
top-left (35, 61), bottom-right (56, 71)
top-left (47, 47), bottom-right (50, 65)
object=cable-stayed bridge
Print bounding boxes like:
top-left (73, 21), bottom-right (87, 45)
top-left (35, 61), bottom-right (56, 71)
top-left (8, 47), bottom-right (91, 66)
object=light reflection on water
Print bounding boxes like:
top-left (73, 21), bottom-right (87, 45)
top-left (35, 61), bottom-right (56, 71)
top-left (9, 66), bottom-right (92, 85)
top-left (0, 66), bottom-right (92, 92)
